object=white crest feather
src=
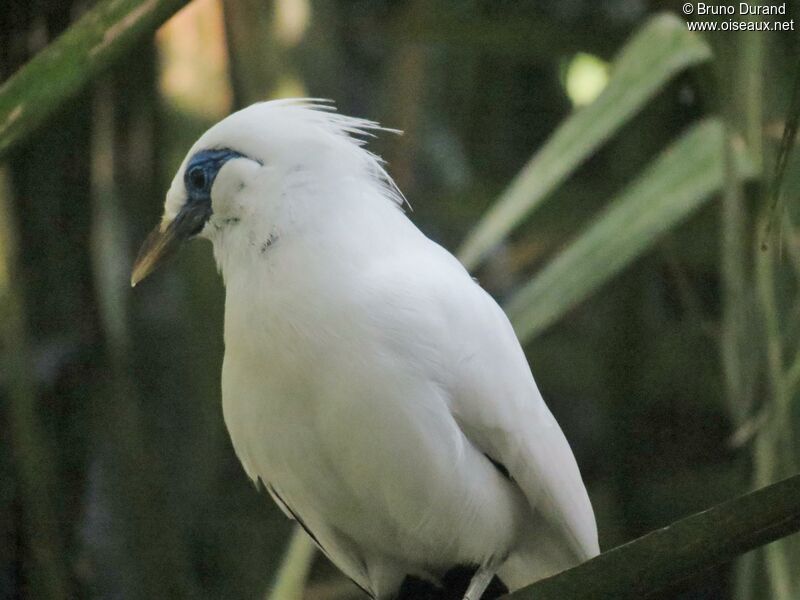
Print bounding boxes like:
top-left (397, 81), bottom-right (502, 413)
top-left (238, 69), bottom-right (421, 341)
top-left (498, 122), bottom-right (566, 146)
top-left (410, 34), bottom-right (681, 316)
top-left (288, 99), bottom-right (410, 210)
top-left (207, 98), bottom-right (409, 210)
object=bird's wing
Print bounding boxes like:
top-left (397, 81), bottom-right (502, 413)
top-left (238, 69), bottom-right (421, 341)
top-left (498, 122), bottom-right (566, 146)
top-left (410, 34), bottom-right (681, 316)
top-left (398, 242), bottom-right (600, 563)
top-left (266, 483), bottom-right (374, 597)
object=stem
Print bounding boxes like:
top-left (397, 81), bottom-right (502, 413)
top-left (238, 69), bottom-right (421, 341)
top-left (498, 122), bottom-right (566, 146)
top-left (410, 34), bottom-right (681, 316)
top-left (505, 474), bottom-right (800, 600)
top-left (266, 526), bottom-right (317, 600)
top-left (753, 231), bottom-right (797, 599)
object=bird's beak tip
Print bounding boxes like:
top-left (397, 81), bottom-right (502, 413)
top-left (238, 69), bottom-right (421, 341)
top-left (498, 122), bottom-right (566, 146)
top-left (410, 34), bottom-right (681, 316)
top-left (129, 265), bottom-right (149, 288)
top-left (130, 265), bottom-right (144, 288)
top-left (131, 205), bottom-right (209, 289)
top-left (130, 221), bottom-right (174, 289)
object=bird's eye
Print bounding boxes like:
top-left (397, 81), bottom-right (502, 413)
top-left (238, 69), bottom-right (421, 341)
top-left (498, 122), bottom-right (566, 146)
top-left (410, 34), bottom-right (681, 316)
top-left (188, 166), bottom-right (207, 191)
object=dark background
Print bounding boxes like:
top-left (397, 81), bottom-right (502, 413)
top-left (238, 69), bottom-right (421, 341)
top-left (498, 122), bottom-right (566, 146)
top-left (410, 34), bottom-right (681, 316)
top-left (1, 1), bottom-right (799, 598)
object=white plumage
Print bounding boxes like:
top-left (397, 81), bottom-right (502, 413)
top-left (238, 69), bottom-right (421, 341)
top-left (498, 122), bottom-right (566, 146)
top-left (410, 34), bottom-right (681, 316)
top-left (136, 99), bottom-right (599, 599)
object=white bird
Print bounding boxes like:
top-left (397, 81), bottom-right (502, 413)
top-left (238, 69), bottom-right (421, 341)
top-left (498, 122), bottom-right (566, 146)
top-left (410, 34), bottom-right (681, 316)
top-left (131, 99), bottom-right (599, 600)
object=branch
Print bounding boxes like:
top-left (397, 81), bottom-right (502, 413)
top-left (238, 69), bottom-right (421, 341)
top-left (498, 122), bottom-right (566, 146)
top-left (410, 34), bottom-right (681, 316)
top-left (0, 0), bottom-right (191, 157)
top-left (507, 474), bottom-right (800, 599)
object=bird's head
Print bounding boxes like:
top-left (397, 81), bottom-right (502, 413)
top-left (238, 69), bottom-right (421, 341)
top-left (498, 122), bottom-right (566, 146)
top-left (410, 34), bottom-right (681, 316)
top-left (131, 99), bottom-right (401, 286)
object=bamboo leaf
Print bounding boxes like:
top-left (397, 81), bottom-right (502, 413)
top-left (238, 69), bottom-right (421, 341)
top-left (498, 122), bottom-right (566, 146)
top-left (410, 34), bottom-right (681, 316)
top-left (505, 118), bottom-right (755, 344)
top-left (505, 473), bottom-right (800, 600)
top-left (458, 13), bottom-right (712, 269)
top-left (0, 0), bottom-right (191, 157)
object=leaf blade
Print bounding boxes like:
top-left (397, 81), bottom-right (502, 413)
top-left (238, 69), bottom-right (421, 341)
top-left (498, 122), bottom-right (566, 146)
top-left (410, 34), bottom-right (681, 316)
top-left (458, 13), bottom-right (712, 269)
top-left (505, 118), bottom-right (755, 344)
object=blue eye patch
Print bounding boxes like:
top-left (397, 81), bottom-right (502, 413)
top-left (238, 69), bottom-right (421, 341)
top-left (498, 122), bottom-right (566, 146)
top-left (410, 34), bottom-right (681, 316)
top-left (184, 148), bottom-right (258, 201)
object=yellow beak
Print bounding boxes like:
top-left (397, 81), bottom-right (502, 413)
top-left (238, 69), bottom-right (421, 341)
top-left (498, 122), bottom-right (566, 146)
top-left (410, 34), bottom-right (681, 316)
top-left (130, 202), bottom-right (211, 287)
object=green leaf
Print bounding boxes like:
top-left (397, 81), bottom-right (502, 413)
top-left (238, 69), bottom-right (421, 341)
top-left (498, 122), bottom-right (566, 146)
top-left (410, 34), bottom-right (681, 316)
top-left (505, 119), bottom-right (755, 345)
top-left (0, 0), bottom-right (191, 158)
top-left (457, 13), bottom-right (712, 269)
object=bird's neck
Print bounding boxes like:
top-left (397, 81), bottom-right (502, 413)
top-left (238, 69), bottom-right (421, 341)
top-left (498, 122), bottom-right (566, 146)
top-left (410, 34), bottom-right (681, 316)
top-left (215, 182), bottom-right (414, 366)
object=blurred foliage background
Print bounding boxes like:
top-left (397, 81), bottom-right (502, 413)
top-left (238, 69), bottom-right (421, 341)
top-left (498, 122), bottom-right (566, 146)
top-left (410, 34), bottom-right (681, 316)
top-left (1, 0), bottom-right (799, 599)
